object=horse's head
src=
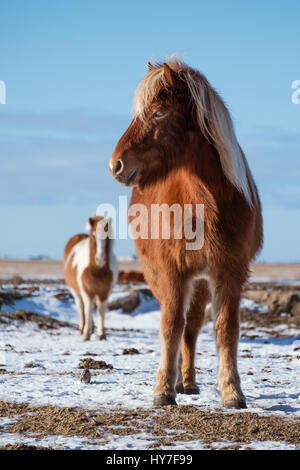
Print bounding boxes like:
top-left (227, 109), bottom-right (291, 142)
top-left (110, 61), bottom-right (197, 187)
top-left (87, 215), bottom-right (112, 267)
top-left (109, 59), bottom-right (256, 207)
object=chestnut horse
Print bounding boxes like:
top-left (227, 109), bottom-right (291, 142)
top-left (64, 215), bottom-right (118, 341)
top-left (110, 59), bottom-right (263, 408)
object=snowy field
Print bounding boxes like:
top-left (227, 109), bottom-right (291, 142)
top-left (0, 279), bottom-right (299, 450)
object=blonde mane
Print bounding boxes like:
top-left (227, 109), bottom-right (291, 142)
top-left (133, 59), bottom-right (256, 207)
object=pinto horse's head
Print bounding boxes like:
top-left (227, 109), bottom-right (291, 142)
top-left (109, 61), bottom-right (197, 187)
top-left (87, 215), bottom-right (112, 267)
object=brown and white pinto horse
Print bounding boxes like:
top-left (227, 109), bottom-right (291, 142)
top-left (63, 216), bottom-right (118, 341)
top-left (110, 59), bottom-right (263, 408)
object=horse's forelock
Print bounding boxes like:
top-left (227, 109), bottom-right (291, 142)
top-left (133, 66), bottom-right (165, 118)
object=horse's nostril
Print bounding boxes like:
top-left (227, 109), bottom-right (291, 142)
top-left (115, 160), bottom-right (123, 175)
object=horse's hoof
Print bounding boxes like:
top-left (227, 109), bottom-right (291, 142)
top-left (98, 333), bottom-right (106, 340)
top-left (184, 386), bottom-right (199, 395)
top-left (175, 383), bottom-right (184, 394)
top-left (82, 334), bottom-right (91, 342)
top-left (153, 395), bottom-right (177, 406)
top-left (223, 398), bottom-right (247, 409)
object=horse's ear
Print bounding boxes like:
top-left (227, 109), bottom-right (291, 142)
top-left (147, 61), bottom-right (155, 72)
top-left (163, 63), bottom-right (178, 87)
top-left (88, 217), bottom-right (96, 228)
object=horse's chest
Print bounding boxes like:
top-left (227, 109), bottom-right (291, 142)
top-left (82, 268), bottom-right (113, 299)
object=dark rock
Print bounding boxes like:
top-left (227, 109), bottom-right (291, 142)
top-left (108, 290), bottom-right (140, 313)
top-left (122, 348), bottom-right (139, 355)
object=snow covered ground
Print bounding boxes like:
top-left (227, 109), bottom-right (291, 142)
top-left (0, 280), bottom-right (299, 450)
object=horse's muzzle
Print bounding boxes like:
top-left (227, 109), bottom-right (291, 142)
top-left (113, 167), bottom-right (139, 187)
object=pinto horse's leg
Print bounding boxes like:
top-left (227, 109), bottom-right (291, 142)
top-left (154, 273), bottom-right (187, 406)
top-left (81, 293), bottom-right (94, 341)
top-left (71, 290), bottom-right (85, 335)
top-left (180, 280), bottom-right (210, 394)
top-left (211, 274), bottom-right (246, 409)
top-left (95, 297), bottom-right (107, 340)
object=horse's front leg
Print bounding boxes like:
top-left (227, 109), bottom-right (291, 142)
top-left (95, 297), bottom-right (107, 340)
top-left (81, 293), bottom-right (94, 341)
top-left (154, 274), bottom-right (186, 406)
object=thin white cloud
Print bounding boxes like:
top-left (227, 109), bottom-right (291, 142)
top-left (0, 108), bottom-right (131, 136)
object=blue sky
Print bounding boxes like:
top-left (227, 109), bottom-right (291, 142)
top-left (0, 0), bottom-right (299, 261)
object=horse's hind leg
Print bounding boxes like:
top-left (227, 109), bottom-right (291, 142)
top-left (175, 354), bottom-right (184, 394)
top-left (154, 272), bottom-right (186, 406)
top-left (211, 272), bottom-right (246, 409)
top-left (179, 280), bottom-right (210, 394)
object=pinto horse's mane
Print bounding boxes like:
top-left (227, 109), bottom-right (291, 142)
top-left (133, 58), bottom-right (256, 207)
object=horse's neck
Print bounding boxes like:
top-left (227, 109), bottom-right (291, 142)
top-left (133, 140), bottom-right (228, 206)
top-left (105, 238), bottom-right (112, 265)
top-left (188, 137), bottom-right (226, 191)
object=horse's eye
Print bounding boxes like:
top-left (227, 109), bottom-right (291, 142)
top-left (152, 111), bottom-right (165, 119)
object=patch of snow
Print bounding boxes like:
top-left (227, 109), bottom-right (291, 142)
top-left (240, 298), bottom-right (269, 313)
top-left (0, 282), bottom-right (299, 450)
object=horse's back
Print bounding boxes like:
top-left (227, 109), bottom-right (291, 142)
top-left (63, 234), bottom-right (89, 294)
top-left (251, 196), bottom-right (263, 259)
top-left (63, 234), bottom-right (88, 264)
